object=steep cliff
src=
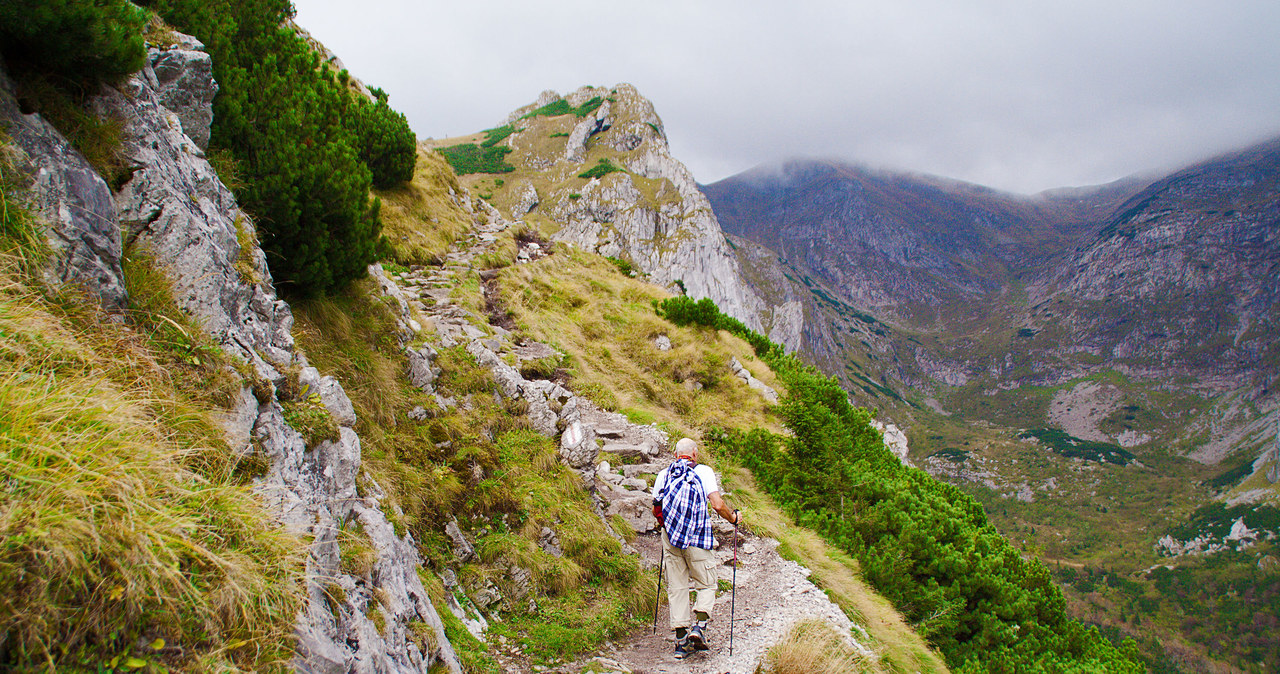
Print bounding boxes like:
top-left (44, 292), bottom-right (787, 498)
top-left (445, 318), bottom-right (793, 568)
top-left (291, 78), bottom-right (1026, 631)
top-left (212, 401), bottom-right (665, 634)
top-left (428, 85), bottom-right (764, 331)
top-left (2, 37), bottom-right (460, 673)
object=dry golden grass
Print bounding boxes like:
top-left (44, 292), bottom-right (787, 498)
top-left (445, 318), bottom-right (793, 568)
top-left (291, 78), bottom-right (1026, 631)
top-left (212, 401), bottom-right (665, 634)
top-left (725, 466), bottom-right (949, 674)
top-left (376, 147), bottom-right (477, 265)
top-left (760, 619), bottom-right (873, 674)
top-left (0, 251), bottom-right (304, 671)
top-left (500, 247), bottom-right (783, 440)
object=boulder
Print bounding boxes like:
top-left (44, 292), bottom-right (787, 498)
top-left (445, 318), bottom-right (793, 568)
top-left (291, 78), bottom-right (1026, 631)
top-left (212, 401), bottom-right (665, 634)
top-left (559, 419), bottom-right (598, 469)
top-left (538, 527), bottom-right (564, 558)
top-left (515, 182), bottom-right (539, 214)
top-left (600, 443), bottom-right (648, 461)
top-left (445, 519), bottom-right (476, 562)
top-left (605, 495), bottom-right (658, 533)
top-left (407, 344), bottom-right (441, 390)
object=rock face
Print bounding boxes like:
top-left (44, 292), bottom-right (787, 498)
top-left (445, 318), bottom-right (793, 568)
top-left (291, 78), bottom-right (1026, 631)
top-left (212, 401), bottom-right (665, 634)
top-left (869, 419), bottom-right (912, 466)
top-left (703, 160), bottom-right (1106, 323)
top-left (1029, 138), bottom-right (1280, 387)
top-left (148, 33), bottom-right (218, 150)
top-left (0, 60), bottom-right (128, 312)
top-left (475, 84), bottom-right (764, 330)
top-left (2, 38), bottom-right (460, 673)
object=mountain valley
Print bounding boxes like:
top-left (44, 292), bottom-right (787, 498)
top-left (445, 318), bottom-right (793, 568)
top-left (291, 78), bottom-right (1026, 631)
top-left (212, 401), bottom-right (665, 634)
top-left (703, 141), bottom-right (1280, 671)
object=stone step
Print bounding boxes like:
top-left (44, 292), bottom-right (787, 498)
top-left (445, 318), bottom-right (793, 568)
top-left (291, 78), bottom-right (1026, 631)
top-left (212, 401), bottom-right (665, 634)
top-left (599, 443), bottom-right (653, 460)
top-left (621, 463), bottom-right (665, 478)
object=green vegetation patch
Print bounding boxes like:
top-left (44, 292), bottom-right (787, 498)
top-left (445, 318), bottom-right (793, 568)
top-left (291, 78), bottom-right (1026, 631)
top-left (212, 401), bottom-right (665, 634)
top-left (929, 448), bottom-right (971, 463)
top-left (0, 0), bottom-right (147, 86)
top-left (149, 0), bottom-right (416, 295)
top-left (1020, 428), bottom-right (1135, 465)
top-left (1167, 502), bottom-right (1280, 543)
top-left (522, 96), bottom-right (604, 119)
top-left (438, 143), bottom-right (516, 175)
top-left (480, 124), bottom-right (519, 148)
top-left (1207, 454), bottom-right (1257, 489)
top-left (578, 158), bottom-right (625, 180)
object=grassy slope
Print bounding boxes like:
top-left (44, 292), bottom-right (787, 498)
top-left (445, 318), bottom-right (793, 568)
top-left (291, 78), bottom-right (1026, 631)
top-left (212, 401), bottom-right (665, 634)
top-left (496, 235), bottom-right (944, 672)
top-left (419, 93), bottom-right (953, 670)
top-left (0, 188), bottom-right (303, 669)
top-left (375, 148), bottom-right (477, 266)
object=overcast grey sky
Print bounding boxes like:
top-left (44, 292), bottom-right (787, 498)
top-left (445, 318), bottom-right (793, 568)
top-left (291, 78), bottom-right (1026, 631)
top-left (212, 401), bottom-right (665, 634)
top-left (291, 0), bottom-right (1280, 194)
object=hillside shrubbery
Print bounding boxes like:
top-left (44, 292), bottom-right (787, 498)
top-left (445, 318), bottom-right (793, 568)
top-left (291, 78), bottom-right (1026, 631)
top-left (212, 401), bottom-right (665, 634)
top-left (143, 0), bottom-right (416, 296)
top-left (578, 158), bottom-right (625, 180)
top-left (0, 0), bottom-right (147, 85)
top-left (657, 296), bottom-right (1142, 673)
top-left (1020, 428), bottom-right (1135, 465)
top-left (356, 88), bottom-right (417, 188)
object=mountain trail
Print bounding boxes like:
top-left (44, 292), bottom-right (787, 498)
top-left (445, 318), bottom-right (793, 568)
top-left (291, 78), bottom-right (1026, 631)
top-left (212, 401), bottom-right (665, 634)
top-left (570, 530), bottom-right (873, 674)
top-left (379, 200), bottom-right (872, 673)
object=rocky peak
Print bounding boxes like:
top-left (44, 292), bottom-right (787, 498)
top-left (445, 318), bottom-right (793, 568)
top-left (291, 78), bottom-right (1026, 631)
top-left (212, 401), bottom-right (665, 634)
top-left (438, 83), bottom-right (764, 330)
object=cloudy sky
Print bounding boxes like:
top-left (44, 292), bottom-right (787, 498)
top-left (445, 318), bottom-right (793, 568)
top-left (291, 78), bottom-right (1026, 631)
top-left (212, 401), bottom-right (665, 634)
top-left (292, 0), bottom-right (1280, 194)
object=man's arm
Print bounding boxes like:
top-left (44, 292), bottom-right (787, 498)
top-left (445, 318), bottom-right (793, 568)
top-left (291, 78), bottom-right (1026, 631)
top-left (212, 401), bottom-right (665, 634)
top-left (706, 491), bottom-right (739, 524)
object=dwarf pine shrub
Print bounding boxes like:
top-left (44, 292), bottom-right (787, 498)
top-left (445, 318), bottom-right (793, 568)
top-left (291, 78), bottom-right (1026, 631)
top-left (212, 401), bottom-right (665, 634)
top-left (0, 0), bottom-right (147, 85)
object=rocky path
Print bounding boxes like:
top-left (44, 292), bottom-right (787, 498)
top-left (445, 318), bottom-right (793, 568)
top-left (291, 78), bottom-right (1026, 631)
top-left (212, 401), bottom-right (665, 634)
top-left (373, 198), bottom-right (873, 673)
top-left (594, 530), bottom-right (874, 674)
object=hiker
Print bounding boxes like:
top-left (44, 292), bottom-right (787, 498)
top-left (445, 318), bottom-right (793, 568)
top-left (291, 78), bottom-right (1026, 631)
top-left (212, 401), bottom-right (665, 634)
top-left (652, 437), bottom-right (740, 659)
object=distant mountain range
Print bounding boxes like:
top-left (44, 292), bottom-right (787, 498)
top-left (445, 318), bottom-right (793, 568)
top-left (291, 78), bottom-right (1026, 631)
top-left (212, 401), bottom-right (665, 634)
top-left (703, 136), bottom-right (1280, 409)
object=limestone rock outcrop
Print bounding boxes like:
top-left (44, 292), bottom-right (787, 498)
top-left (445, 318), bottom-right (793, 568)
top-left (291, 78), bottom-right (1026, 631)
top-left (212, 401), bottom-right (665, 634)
top-left (148, 33), bottom-right (217, 150)
top-left (487, 84), bottom-right (765, 330)
top-left (0, 61), bottom-right (128, 313)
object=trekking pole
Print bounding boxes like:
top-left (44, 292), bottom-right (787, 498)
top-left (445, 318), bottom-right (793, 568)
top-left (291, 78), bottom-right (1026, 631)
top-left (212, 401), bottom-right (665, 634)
top-left (730, 509), bottom-right (739, 656)
top-left (653, 526), bottom-right (664, 634)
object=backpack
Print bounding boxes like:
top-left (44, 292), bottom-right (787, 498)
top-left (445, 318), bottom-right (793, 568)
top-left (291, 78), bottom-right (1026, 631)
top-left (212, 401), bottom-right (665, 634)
top-left (654, 459), bottom-right (712, 549)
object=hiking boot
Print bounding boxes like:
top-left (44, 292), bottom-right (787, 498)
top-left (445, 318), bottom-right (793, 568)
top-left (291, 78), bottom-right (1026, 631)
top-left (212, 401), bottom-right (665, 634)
top-left (673, 637), bottom-right (691, 659)
top-left (687, 621), bottom-right (709, 650)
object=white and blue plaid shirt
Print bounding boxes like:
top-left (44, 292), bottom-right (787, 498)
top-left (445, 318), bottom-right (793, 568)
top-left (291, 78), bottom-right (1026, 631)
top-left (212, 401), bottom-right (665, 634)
top-left (655, 459), bottom-right (714, 549)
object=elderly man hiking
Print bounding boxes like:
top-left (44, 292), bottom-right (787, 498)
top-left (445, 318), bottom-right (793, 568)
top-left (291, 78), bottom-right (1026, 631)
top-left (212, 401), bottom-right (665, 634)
top-left (651, 437), bottom-right (740, 659)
